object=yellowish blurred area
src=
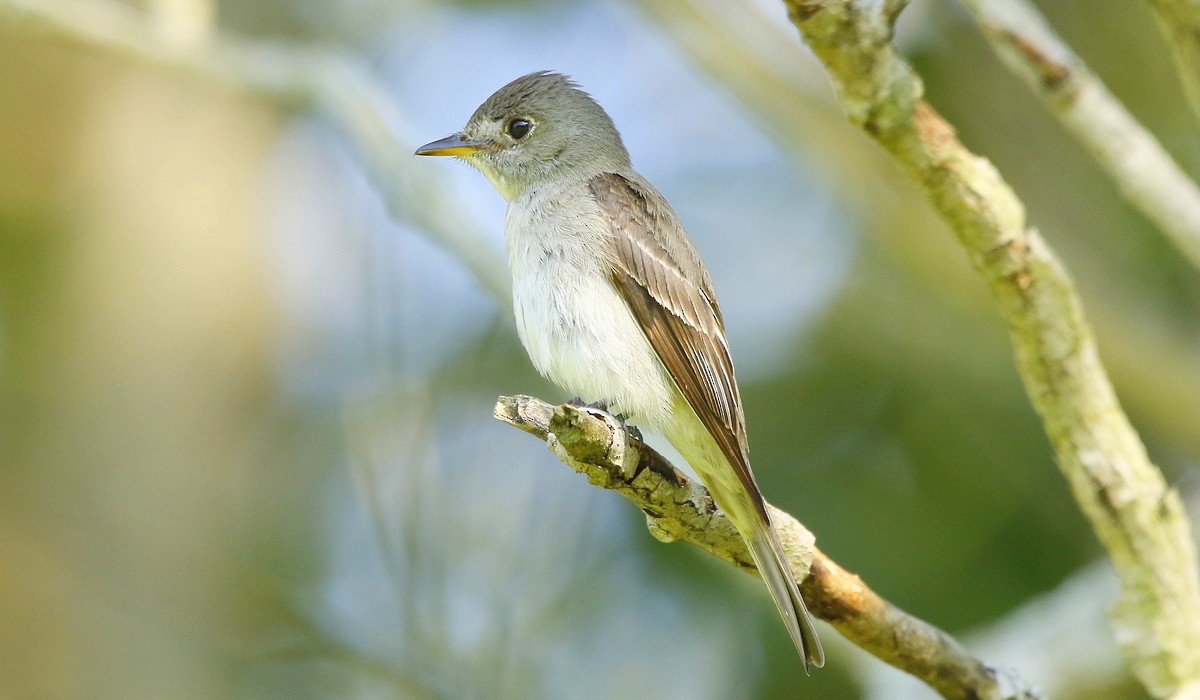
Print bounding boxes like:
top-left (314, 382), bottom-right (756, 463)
top-left (0, 33), bottom-right (280, 698)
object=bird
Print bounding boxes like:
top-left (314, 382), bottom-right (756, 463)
top-left (415, 70), bottom-right (823, 670)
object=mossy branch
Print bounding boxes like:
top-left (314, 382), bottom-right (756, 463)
top-left (783, 1), bottom-right (1200, 696)
top-left (960, 0), bottom-right (1200, 273)
top-left (495, 395), bottom-right (1040, 700)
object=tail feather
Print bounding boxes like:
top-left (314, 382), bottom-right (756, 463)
top-left (663, 405), bottom-right (823, 669)
top-left (746, 519), bottom-right (825, 671)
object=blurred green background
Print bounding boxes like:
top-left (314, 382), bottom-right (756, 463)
top-left (1, 0), bottom-right (1197, 698)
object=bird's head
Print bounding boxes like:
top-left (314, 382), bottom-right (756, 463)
top-left (416, 71), bottom-right (631, 200)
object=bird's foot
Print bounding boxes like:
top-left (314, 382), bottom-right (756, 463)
top-left (566, 396), bottom-right (596, 409)
top-left (565, 398), bottom-right (643, 442)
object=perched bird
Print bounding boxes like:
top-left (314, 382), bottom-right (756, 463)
top-left (416, 71), bottom-right (823, 670)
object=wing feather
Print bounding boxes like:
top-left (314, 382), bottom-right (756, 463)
top-left (588, 172), bottom-right (766, 522)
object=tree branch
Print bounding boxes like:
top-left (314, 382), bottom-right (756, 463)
top-left (960, 0), bottom-right (1200, 273)
top-left (783, 1), bottom-right (1200, 696)
top-left (495, 394), bottom-right (1040, 700)
top-left (631, 0), bottom-right (1200, 458)
top-left (1145, 0), bottom-right (1200, 123)
top-left (866, 489), bottom-right (1200, 699)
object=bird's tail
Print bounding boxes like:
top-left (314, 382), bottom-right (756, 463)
top-left (745, 516), bottom-right (825, 671)
top-left (663, 402), bottom-right (823, 668)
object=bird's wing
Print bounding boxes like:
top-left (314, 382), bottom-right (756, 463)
top-left (588, 172), bottom-right (766, 522)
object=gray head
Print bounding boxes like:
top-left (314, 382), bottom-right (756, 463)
top-left (416, 72), bottom-right (631, 200)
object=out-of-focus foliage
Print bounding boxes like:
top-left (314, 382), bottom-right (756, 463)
top-left (0, 1), bottom-right (1196, 699)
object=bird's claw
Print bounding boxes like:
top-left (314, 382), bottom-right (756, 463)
top-left (565, 398), bottom-right (643, 442)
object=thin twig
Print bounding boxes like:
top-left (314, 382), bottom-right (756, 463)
top-left (782, 1), bottom-right (1200, 696)
top-left (495, 394), bottom-right (1041, 700)
top-left (960, 0), bottom-right (1200, 272)
top-left (1144, 0), bottom-right (1200, 123)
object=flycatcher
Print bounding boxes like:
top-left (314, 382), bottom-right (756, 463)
top-left (416, 71), bottom-right (823, 670)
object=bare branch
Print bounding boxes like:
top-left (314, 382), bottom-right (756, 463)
top-left (631, 0), bottom-right (1200, 450)
top-left (0, 0), bottom-right (511, 302)
top-left (495, 395), bottom-right (1041, 700)
top-left (960, 0), bottom-right (1200, 272)
top-left (782, 0), bottom-right (1200, 695)
top-left (1145, 0), bottom-right (1200, 123)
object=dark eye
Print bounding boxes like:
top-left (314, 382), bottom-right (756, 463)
top-left (506, 118), bottom-right (532, 140)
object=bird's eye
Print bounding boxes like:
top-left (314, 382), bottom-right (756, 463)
top-left (506, 118), bottom-right (532, 140)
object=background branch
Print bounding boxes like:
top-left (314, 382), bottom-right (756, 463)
top-left (495, 394), bottom-right (1040, 700)
top-left (866, 488), bottom-right (1200, 699)
top-left (1, 0), bottom-right (511, 302)
top-left (1145, 0), bottom-right (1200, 123)
top-left (631, 0), bottom-right (1200, 457)
top-left (783, 1), bottom-right (1200, 696)
top-left (961, 0), bottom-right (1200, 272)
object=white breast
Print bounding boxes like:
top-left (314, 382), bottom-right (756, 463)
top-left (504, 180), bottom-right (675, 428)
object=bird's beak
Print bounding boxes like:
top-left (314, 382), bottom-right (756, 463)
top-left (414, 133), bottom-right (486, 157)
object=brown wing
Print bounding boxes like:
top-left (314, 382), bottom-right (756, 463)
top-left (588, 172), bottom-right (768, 523)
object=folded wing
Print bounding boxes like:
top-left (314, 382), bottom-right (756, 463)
top-left (587, 172), bottom-right (765, 523)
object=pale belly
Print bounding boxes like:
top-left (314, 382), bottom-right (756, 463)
top-left (510, 251), bottom-right (675, 428)
top-left (505, 178), bottom-right (678, 427)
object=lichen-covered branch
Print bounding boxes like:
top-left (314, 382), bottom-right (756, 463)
top-left (631, 0), bottom-right (1200, 456)
top-left (961, 0), bottom-right (1200, 272)
top-left (495, 395), bottom-right (1040, 700)
top-left (1145, 0), bottom-right (1200, 123)
top-left (0, 0), bottom-right (510, 302)
top-left (865, 490), bottom-right (1200, 700)
top-left (782, 1), bottom-right (1200, 696)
